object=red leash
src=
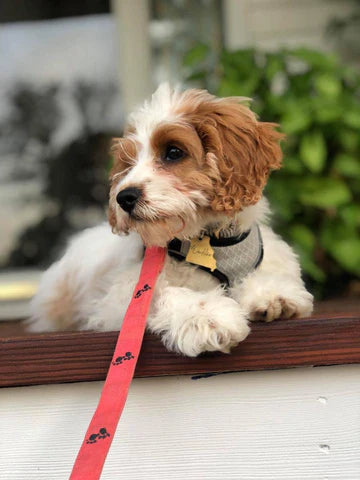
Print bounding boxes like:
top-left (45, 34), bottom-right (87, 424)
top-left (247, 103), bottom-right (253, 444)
top-left (69, 246), bottom-right (166, 480)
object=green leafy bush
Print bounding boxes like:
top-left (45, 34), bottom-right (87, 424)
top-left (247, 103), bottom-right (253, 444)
top-left (184, 46), bottom-right (360, 297)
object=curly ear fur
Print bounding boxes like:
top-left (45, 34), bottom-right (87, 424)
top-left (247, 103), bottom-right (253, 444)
top-left (185, 96), bottom-right (284, 212)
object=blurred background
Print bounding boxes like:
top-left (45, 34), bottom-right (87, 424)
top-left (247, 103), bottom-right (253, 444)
top-left (0, 0), bottom-right (359, 320)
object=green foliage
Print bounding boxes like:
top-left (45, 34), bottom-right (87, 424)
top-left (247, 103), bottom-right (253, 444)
top-left (184, 46), bottom-right (360, 297)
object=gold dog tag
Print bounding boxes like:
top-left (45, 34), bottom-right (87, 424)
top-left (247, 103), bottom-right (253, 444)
top-left (186, 236), bottom-right (217, 272)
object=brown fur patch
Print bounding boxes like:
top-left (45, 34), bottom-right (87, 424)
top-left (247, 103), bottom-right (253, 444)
top-left (149, 122), bottom-right (216, 196)
top-left (150, 123), bottom-right (203, 164)
top-left (108, 137), bottom-right (139, 230)
top-left (174, 90), bottom-right (284, 212)
top-left (109, 137), bottom-right (138, 183)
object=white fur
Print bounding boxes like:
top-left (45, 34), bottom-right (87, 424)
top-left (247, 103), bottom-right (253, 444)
top-left (28, 225), bottom-right (144, 332)
top-left (28, 85), bottom-right (313, 356)
top-left (28, 206), bottom-right (313, 356)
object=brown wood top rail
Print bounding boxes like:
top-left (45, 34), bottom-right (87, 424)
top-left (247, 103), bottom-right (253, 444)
top-left (0, 298), bottom-right (359, 387)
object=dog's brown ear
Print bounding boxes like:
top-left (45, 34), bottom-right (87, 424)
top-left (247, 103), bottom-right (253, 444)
top-left (109, 137), bottom-right (137, 182)
top-left (193, 99), bottom-right (284, 212)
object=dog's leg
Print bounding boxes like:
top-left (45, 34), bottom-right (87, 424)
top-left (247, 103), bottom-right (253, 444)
top-left (147, 286), bottom-right (250, 357)
top-left (27, 261), bottom-right (78, 332)
top-left (28, 225), bottom-right (143, 332)
top-left (230, 225), bottom-right (313, 322)
top-left (83, 263), bottom-right (141, 331)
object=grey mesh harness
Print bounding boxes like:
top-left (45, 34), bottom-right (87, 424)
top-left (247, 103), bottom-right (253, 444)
top-left (168, 224), bottom-right (263, 288)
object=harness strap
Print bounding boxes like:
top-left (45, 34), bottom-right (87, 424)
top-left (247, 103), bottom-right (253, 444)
top-left (69, 246), bottom-right (166, 480)
top-left (168, 224), bottom-right (263, 287)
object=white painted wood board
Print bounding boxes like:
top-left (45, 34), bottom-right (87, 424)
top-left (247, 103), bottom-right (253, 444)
top-left (1, 365), bottom-right (360, 479)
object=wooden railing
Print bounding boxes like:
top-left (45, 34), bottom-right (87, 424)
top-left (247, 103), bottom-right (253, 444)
top-left (1, 300), bottom-right (359, 387)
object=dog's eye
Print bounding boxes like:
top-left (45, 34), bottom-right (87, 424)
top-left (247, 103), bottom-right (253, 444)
top-left (164, 145), bottom-right (185, 162)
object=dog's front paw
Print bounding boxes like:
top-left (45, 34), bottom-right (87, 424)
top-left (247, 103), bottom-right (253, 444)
top-left (149, 288), bottom-right (250, 357)
top-left (251, 296), bottom-right (303, 322)
top-left (172, 297), bottom-right (250, 357)
top-left (240, 275), bottom-right (313, 322)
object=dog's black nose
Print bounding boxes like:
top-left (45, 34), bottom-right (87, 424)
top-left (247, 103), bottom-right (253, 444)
top-left (116, 187), bottom-right (141, 213)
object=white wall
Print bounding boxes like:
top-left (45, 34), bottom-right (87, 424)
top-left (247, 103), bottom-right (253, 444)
top-left (1, 365), bottom-right (360, 479)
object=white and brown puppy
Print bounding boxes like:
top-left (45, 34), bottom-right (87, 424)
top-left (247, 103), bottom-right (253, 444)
top-left (29, 84), bottom-right (313, 356)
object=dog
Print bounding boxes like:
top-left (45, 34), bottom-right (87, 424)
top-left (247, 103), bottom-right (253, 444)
top-left (28, 84), bottom-right (313, 356)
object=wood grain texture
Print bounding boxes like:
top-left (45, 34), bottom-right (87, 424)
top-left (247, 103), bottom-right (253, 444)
top-left (1, 311), bottom-right (360, 387)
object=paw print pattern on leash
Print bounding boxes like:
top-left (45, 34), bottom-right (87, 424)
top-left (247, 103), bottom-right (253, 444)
top-left (112, 351), bottom-right (135, 366)
top-left (86, 428), bottom-right (111, 444)
top-left (134, 283), bottom-right (151, 298)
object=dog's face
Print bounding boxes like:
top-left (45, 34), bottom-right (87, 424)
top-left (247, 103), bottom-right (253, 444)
top-left (109, 84), bottom-right (283, 246)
